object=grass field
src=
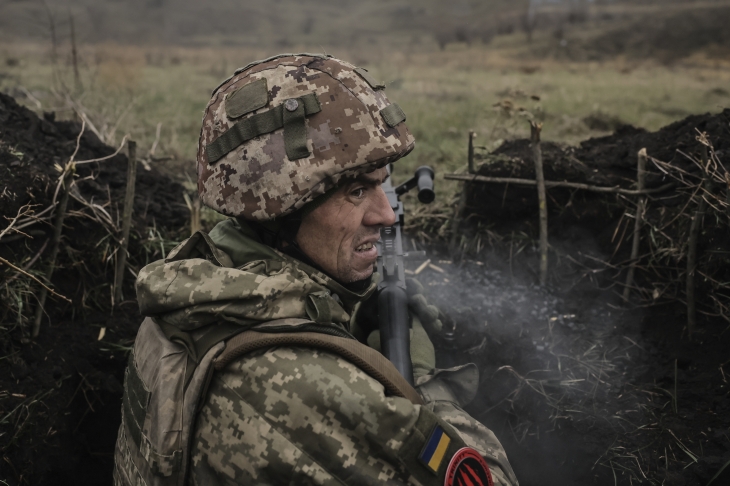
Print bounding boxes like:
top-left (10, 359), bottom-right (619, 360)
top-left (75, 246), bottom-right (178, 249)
top-left (2, 40), bottom-right (729, 193)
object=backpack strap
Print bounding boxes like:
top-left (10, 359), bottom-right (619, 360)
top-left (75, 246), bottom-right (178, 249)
top-left (214, 330), bottom-right (424, 405)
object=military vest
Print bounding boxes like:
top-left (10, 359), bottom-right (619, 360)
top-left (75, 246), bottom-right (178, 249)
top-left (112, 317), bottom-right (425, 486)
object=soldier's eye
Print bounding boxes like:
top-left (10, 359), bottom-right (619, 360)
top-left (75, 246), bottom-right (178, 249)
top-left (351, 187), bottom-right (365, 198)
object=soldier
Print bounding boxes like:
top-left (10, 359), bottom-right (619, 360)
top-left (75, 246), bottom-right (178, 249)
top-left (114, 54), bottom-right (518, 486)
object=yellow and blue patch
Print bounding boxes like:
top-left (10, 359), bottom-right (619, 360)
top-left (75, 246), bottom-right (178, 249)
top-left (418, 424), bottom-right (452, 474)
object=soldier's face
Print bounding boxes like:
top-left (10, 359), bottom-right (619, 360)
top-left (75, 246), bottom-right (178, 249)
top-left (296, 167), bottom-right (396, 283)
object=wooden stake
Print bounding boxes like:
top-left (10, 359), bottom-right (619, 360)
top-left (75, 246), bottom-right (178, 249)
top-left (531, 121), bottom-right (548, 286)
top-left (449, 132), bottom-right (475, 257)
top-left (467, 130), bottom-right (475, 174)
top-left (32, 166), bottom-right (74, 338)
top-left (686, 145), bottom-right (708, 340)
top-left (114, 140), bottom-right (137, 305)
top-left (623, 148), bottom-right (647, 301)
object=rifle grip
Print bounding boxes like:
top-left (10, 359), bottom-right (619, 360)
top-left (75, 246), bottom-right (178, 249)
top-left (378, 285), bottom-right (414, 385)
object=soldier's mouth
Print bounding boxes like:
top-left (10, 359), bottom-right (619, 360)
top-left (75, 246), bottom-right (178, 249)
top-left (355, 242), bottom-right (375, 252)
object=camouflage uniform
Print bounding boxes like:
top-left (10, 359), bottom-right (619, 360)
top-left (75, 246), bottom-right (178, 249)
top-left (115, 54), bottom-right (518, 486)
top-left (130, 219), bottom-right (518, 485)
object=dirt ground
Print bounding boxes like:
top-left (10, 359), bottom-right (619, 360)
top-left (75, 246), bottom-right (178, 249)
top-left (449, 108), bottom-right (730, 484)
top-left (1, 92), bottom-right (729, 485)
top-left (0, 92), bottom-right (186, 485)
top-left (416, 255), bottom-right (730, 485)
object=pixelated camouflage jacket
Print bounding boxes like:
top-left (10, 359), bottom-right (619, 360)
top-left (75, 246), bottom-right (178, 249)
top-left (134, 218), bottom-right (519, 486)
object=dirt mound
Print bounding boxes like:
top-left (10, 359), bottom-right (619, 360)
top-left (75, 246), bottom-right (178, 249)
top-left (466, 109), bottom-right (730, 305)
top-left (441, 108), bottom-right (730, 484)
top-left (0, 94), bottom-right (187, 229)
top-left (477, 109), bottom-right (730, 187)
top-left (0, 93), bottom-right (188, 485)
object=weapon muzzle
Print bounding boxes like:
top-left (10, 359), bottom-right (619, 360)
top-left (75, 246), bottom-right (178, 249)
top-left (415, 166), bottom-right (435, 204)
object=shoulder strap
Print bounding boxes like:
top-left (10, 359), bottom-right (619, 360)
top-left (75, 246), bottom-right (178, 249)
top-left (214, 330), bottom-right (424, 405)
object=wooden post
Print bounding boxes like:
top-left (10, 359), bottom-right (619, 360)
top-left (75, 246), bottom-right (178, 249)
top-left (530, 121), bottom-right (548, 286)
top-left (449, 132), bottom-right (475, 256)
top-left (33, 166), bottom-right (74, 338)
top-left (623, 148), bottom-right (647, 301)
top-left (725, 173), bottom-right (730, 220)
top-left (686, 145), bottom-right (708, 340)
top-left (114, 140), bottom-right (137, 305)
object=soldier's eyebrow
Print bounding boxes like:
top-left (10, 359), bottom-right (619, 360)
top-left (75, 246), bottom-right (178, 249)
top-left (355, 172), bottom-right (389, 185)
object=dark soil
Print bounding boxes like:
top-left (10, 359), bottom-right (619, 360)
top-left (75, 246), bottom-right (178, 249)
top-left (2, 92), bottom-right (729, 486)
top-left (448, 108), bottom-right (730, 484)
top-left (0, 92), bottom-right (187, 486)
top-left (414, 254), bottom-right (730, 486)
top-left (467, 109), bottom-right (730, 313)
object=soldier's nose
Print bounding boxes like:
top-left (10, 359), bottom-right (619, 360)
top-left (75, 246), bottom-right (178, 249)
top-left (364, 186), bottom-right (396, 227)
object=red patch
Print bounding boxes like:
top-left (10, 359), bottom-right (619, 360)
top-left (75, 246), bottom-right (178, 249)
top-left (444, 448), bottom-right (493, 486)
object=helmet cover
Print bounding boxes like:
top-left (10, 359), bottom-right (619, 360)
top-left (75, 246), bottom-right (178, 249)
top-left (197, 53), bottom-right (415, 221)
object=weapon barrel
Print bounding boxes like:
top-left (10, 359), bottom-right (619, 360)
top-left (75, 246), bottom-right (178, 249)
top-left (378, 285), bottom-right (414, 385)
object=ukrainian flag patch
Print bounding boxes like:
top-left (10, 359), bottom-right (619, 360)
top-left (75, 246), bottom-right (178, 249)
top-left (418, 424), bottom-right (452, 474)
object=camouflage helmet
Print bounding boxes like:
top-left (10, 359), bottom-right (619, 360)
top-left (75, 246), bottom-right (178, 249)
top-left (197, 53), bottom-right (416, 221)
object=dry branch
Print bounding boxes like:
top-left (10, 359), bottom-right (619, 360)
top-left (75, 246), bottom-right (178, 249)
top-left (2, 238), bottom-right (49, 287)
top-left (0, 255), bottom-right (69, 303)
top-left (75, 135), bottom-right (129, 165)
top-left (443, 173), bottom-right (675, 196)
top-left (0, 204), bottom-right (35, 241)
top-left (32, 165), bottom-right (75, 337)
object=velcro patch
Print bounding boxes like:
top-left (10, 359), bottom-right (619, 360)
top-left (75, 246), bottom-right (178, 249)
top-left (444, 447), bottom-right (493, 486)
top-left (206, 93), bottom-right (321, 164)
top-left (354, 67), bottom-right (385, 90)
top-left (225, 78), bottom-right (269, 119)
top-left (419, 424), bottom-right (452, 474)
top-left (380, 103), bottom-right (406, 128)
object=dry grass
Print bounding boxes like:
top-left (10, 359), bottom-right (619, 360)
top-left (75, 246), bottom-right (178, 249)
top-left (479, 309), bottom-right (710, 484)
top-left (2, 41), bottom-right (729, 192)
